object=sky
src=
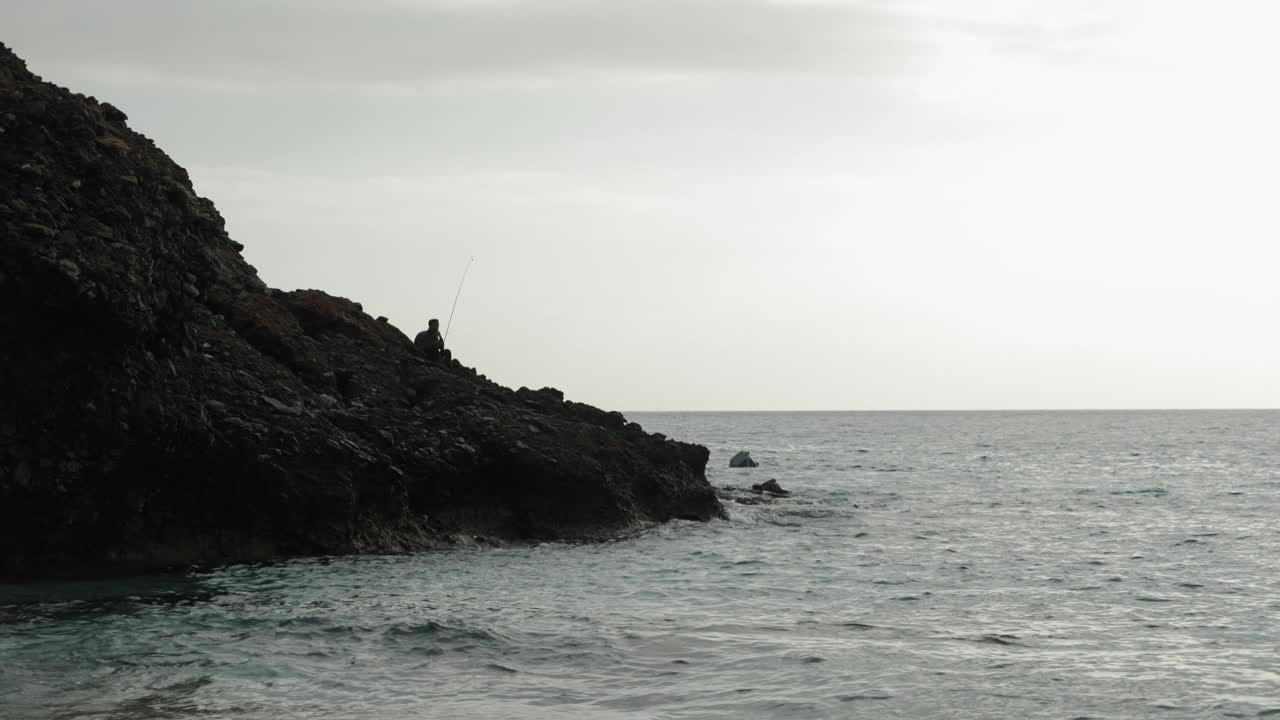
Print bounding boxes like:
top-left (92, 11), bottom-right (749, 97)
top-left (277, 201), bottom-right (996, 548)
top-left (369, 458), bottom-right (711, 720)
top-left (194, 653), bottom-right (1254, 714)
top-left (6, 0), bottom-right (1280, 410)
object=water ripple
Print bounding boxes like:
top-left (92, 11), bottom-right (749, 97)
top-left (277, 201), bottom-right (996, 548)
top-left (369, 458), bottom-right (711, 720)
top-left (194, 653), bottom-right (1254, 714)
top-left (4, 411), bottom-right (1280, 719)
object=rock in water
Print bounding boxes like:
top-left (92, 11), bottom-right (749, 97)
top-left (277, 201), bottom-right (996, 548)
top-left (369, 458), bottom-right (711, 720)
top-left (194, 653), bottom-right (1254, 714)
top-left (751, 479), bottom-right (791, 497)
top-left (0, 43), bottom-right (724, 579)
top-left (729, 450), bottom-right (759, 468)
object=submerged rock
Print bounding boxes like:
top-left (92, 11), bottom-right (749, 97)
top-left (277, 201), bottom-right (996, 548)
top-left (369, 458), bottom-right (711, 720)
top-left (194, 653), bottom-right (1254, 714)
top-left (0, 43), bottom-right (724, 578)
top-left (729, 450), bottom-right (758, 468)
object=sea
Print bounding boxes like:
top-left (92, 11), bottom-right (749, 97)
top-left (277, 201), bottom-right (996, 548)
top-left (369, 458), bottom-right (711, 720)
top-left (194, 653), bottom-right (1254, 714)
top-left (2, 410), bottom-right (1279, 719)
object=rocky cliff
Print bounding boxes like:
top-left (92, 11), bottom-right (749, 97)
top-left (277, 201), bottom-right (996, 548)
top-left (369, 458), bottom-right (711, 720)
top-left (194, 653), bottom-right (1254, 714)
top-left (0, 43), bottom-right (723, 578)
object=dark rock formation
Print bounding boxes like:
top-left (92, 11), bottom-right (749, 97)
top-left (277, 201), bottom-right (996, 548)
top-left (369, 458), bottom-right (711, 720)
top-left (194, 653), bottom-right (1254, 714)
top-left (715, 484), bottom-right (782, 506)
top-left (729, 450), bottom-right (758, 468)
top-left (750, 479), bottom-right (790, 497)
top-left (0, 43), bottom-right (724, 578)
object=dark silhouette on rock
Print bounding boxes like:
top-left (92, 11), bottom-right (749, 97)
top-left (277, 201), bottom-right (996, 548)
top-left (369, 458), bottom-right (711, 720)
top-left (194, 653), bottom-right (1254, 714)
top-left (729, 450), bottom-right (758, 468)
top-left (413, 318), bottom-right (450, 363)
top-left (0, 43), bottom-right (724, 578)
top-left (750, 479), bottom-right (790, 497)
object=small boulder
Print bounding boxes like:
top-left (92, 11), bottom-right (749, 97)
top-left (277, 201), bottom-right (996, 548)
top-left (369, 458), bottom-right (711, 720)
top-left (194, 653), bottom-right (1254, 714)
top-left (729, 450), bottom-right (758, 468)
top-left (750, 479), bottom-right (790, 497)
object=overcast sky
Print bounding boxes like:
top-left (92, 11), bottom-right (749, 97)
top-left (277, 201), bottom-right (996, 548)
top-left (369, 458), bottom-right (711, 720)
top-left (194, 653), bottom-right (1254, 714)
top-left (7, 1), bottom-right (1280, 410)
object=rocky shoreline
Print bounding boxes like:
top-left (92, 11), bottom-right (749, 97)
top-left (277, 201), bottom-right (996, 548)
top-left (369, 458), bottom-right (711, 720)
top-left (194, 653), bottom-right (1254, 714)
top-left (0, 43), bottom-right (724, 579)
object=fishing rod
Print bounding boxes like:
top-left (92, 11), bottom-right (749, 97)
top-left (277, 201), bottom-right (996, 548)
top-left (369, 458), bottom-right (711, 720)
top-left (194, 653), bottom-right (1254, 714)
top-left (444, 256), bottom-right (474, 344)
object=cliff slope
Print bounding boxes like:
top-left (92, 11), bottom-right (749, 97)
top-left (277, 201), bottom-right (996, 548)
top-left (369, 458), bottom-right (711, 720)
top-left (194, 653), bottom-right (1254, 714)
top-left (0, 43), bottom-right (723, 578)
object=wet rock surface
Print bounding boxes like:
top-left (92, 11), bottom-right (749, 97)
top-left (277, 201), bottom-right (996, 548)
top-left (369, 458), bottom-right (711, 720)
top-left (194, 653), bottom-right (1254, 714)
top-left (716, 478), bottom-right (794, 506)
top-left (0, 43), bottom-right (723, 578)
top-left (729, 450), bottom-right (758, 468)
top-left (751, 479), bottom-right (790, 497)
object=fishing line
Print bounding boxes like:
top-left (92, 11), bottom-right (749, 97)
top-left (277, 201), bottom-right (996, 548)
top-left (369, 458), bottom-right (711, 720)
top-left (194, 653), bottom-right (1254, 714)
top-left (444, 256), bottom-right (474, 344)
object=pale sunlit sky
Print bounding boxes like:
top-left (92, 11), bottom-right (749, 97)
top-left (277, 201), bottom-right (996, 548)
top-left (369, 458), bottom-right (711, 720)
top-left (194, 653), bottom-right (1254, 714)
top-left (6, 1), bottom-right (1279, 409)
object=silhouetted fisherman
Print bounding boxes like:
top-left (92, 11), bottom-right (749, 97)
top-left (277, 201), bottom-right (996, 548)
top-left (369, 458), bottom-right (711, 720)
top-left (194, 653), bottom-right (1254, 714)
top-left (414, 318), bottom-right (451, 363)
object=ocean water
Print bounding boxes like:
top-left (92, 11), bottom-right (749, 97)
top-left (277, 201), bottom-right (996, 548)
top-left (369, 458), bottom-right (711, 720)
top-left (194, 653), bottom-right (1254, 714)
top-left (3, 410), bottom-right (1280, 719)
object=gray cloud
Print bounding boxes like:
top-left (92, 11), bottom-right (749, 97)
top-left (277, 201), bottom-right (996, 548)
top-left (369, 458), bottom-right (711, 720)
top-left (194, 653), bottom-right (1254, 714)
top-left (5, 1), bottom-right (1026, 179)
top-left (10, 0), bottom-right (1123, 93)
top-left (4, 0), bottom-right (1125, 185)
top-left (9, 0), bottom-right (934, 89)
